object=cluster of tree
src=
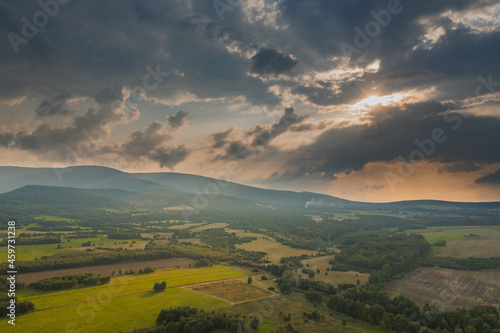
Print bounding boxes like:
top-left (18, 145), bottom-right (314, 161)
top-left (302, 268), bottom-right (316, 278)
top-left (66, 231), bottom-right (99, 239)
top-left (29, 273), bottom-right (110, 290)
top-left (0, 277), bottom-right (35, 316)
top-left (82, 276), bottom-right (110, 286)
top-left (421, 256), bottom-right (500, 270)
top-left (303, 310), bottom-right (324, 322)
top-left (198, 228), bottom-right (256, 248)
top-left (138, 266), bottom-right (155, 274)
top-left (326, 285), bottom-right (500, 333)
top-left (153, 281), bottom-right (167, 292)
top-left (195, 259), bottom-right (212, 267)
top-left (231, 213), bottom-right (410, 250)
top-left (107, 230), bottom-right (141, 240)
top-left (146, 306), bottom-right (252, 333)
top-left (266, 256), bottom-right (308, 278)
top-left (305, 289), bottom-right (323, 304)
top-left (331, 234), bottom-right (431, 283)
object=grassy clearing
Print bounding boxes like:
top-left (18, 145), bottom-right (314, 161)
top-left (386, 267), bottom-right (500, 310)
top-left (410, 226), bottom-right (500, 258)
top-left (236, 236), bottom-right (316, 262)
top-left (300, 255), bottom-right (370, 285)
top-left (189, 280), bottom-right (271, 304)
top-left (2, 266), bottom-right (243, 333)
top-left (223, 292), bottom-right (382, 333)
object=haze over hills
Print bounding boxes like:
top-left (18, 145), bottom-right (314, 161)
top-left (0, 166), bottom-right (499, 216)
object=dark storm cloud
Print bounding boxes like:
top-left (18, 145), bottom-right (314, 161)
top-left (167, 111), bottom-right (189, 129)
top-left (475, 170), bottom-right (500, 185)
top-left (1, 0), bottom-right (498, 111)
top-left (0, 0), bottom-right (281, 108)
top-left (276, 0), bottom-right (500, 102)
top-left (35, 91), bottom-right (72, 117)
top-left (286, 101), bottom-right (500, 178)
top-left (250, 48), bottom-right (298, 75)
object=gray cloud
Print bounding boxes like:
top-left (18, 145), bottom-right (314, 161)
top-left (251, 48), bottom-right (298, 75)
top-left (149, 145), bottom-right (188, 169)
top-left (35, 91), bottom-right (72, 117)
top-left (0, 86), bottom-right (130, 161)
top-left (475, 169), bottom-right (500, 185)
top-left (213, 107), bottom-right (308, 161)
top-left (248, 107), bottom-right (308, 147)
top-left (210, 127), bottom-right (235, 149)
top-left (121, 121), bottom-right (172, 158)
top-left (0, 133), bottom-right (13, 147)
top-left (166, 110), bottom-right (189, 129)
top-left (94, 85), bottom-right (124, 105)
top-left (113, 118), bottom-right (188, 169)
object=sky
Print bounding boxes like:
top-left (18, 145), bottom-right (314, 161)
top-left (0, 0), bottom-right (500, 202)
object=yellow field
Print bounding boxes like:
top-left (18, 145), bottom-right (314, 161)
top-left (236, 235), bottom-right (316, 262)
top-left (1, 266), bottom-right (244, 333)
top-left (189, 280), bottom-right (272, 304)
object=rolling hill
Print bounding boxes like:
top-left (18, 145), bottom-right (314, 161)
top-left (0, 166), bottom-right (499, 215)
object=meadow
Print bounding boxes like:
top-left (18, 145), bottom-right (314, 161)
top-left (223, 292), bottom-right (383, 333)
top-left (1, 266), bottom-right (244, 333)
top-left (299, 255), bottom-right (370, 286)
top-left (410, 226), bottom-right (500, 258)
top-left (1, 235), bottom-right (148, 262)
top-left (236, 234), bottom-right (316, 262)
top-left (189, 280), bottom-right (272, 304)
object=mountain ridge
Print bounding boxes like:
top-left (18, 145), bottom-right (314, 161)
top-left (0, 166), bottom-right (499, 211)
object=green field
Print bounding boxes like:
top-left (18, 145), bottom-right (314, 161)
top-left (236, 234), bottom-right (316, 262)
top-left (2, 236), bottom-right (147, 262)
top-left (409, 226), bottom-right (500, 258)
top-left (1, 266), bottom-right (244, 333)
